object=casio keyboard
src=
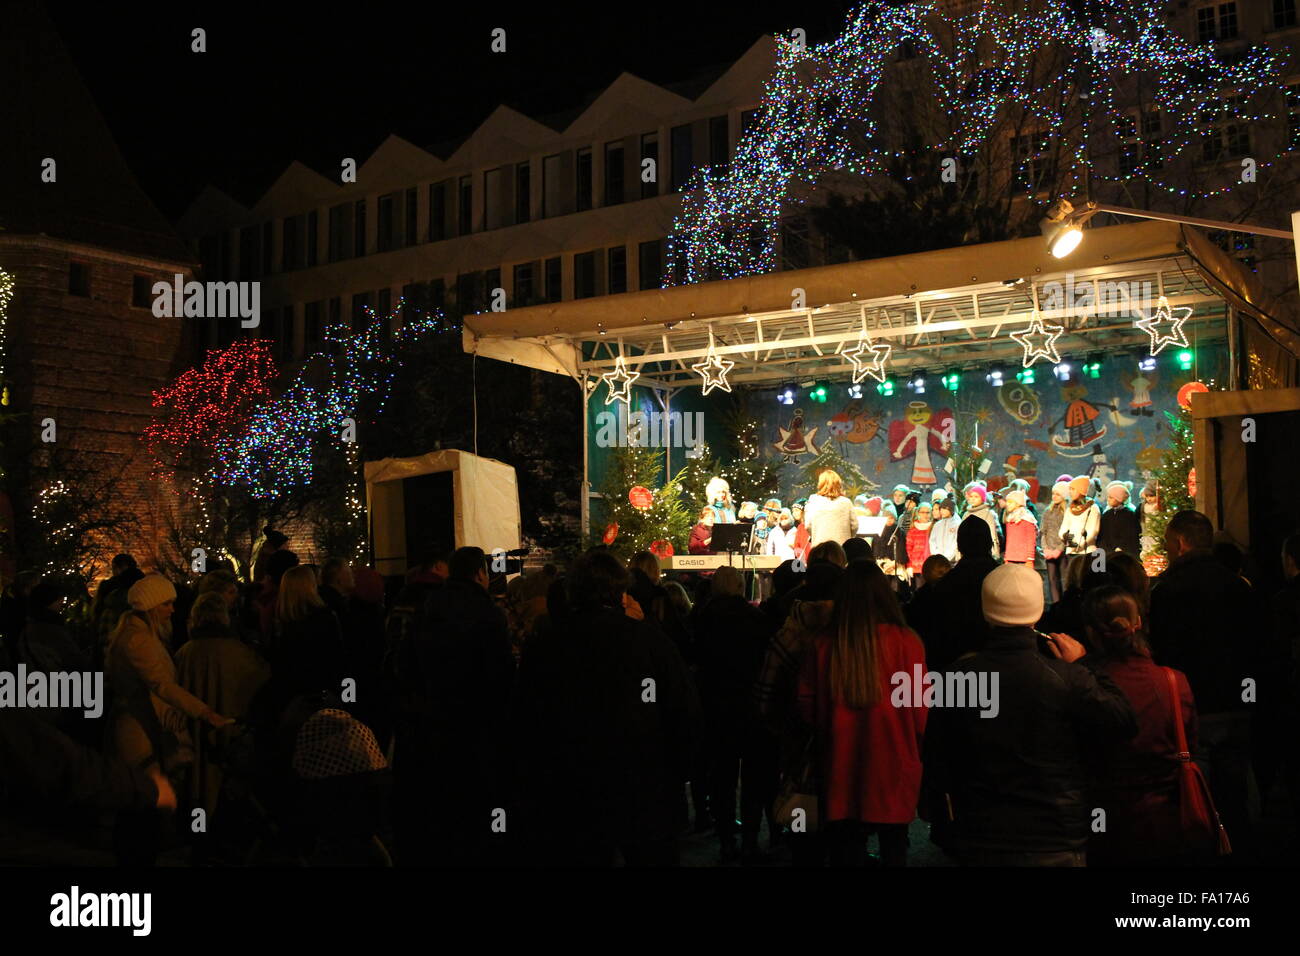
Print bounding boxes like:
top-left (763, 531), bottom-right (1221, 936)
top-left (659, 553), bottom-right (786, 571)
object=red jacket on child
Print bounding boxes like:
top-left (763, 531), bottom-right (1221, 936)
top-left (905, 525), bottom-right (931, 574)
top-left (1003, 512), bottom-right (1038, 564)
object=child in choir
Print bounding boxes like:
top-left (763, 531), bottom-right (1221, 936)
top-left (905, 501), bottom-right (934, 579)
top-left (1002, 488), bottom-right (1039, 565)
top-left (929, 496), bottom-right (960, 562)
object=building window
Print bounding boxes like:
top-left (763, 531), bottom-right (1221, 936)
top-left (605, 142), bottom-right (624, 206)
top-left (328, 203), bottom-right (352, 262)
top-left (377, 194), bottom-right (395, 252)
top-left (542, 154), bottom-right (562, 217)
top-left (607, 246), bottom-right (627, 294)
top-left (429, 182), bottom-right (447, 241)
top-left (278, 305), bottom-right (294, 362)
top-left (574, 251), bottom-right (597, 299)
top-left (576, 147), bottom-right (593, 212)
top-left (640, 133), bottom-right (659, 199)
top-left (638, 239), bottom-right (662, 291)
top-left (1198, 3), bottom-right (1238, 42)
top-left (304, 301), bottom-right (323, 351)
top-left (405, 187), bottom-right (418, 247)
top-left (328, 296), bottom-right (342, 333)
top-left (354, 199), bottom-right (367, 257)
top-left (741, 109), bottom-right (761, 134)
top-left (671, 124), bottom-right (693, 191)
top-left (1209, 229), bottom-right (1257, 271)
top-left (306, 211), bottom-right (318, 267)
top-left (458, 175), bottom-right (473, 234)
top-left (709, 115), bottom-right (729, 173)
top-left (513, 262), bottom-right (536, 305)
top-left (131, 274), bottom-right (152, 308)
top-left (516, 163), bottom-right (531, 224)
top-left (1276, 0), bottom-right (1298, 29)
top-left (352, 292), bottom-right (372, 331)
top-left (1119, 111), bottom-right (1162, 175)
top-left (456, 272), bottom-right (481, 313)
top-left (484, 167), bottom-right (505, 230)
top-left (545, 256), bottom-right (562, 302)
top-left (1011, 132), bottom-right (1057, 193)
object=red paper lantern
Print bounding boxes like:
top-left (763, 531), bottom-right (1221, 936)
top-left (628, 485), bottom-right (654, 510)
top-left (1177, 381), bottom-right (1208, 411)
top-left (650, 539), bottom-right (674, 558)
top-left (603, 523), bottom-right (619, 545)
top-left (1187, 467), bottom-right (1197, 499)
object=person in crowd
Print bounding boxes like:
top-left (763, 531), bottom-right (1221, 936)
top-left (842, 536), bottom-right (873, 565)
top-left (905, 554), bottom-right (951, 640)
top-left (252, 528), bottom-right (290, 584)
top-left (923, 564), bottom-right (1137, 866)
top-left (1149, 510), bottom-right (1260, 855)
top-left (394, 547), bottom-right (515, 866)
top-left (961, 483), bottom-right (1001, 560)
top-left (798, 561), bottom-right (927, 866)
top-left (689, 507), bottom-right (716, 556)
top-left (629, 551), bottom-right (692, 664)
top-left (319, 558), bottom-right (354, 620)
top-left (766, 508), bottom-right (797, 560)
top-left (904, 500), bottom-right (933, 584)
top-left (1002, 489), bottom-right (1038, 566)
top-left (174, 592), bottom-right (270, 829)
top-left (890, 485), bottom-right (913, 537)
top-left (759, 560), bottom-right (799, 627)
top-left (1060, 475), bottom-right (1101, 580)
top-left (341, 565), bottom-right (388, 741)
top-left (1039, 550), bottom-right (1114, 638)
top-left (0, 571), bottom-right (41, 646)
top-left (1270, 532), bottom-right (1300, 834)
top-left (1097, 480), bottom-right (1142, 557)
top-left (268, 565), bottom-right (346, 710)
top-left (106, 574), bottom-right (232, 865)
top-left (6, 579), bottom-right (91, 737)
top-left (1077, 586), bottom-right (1204, 866)
top-left (790, 498), bottom-right (811, 563)
top-left (664, 580), bottom-right (693, 622)
top-left (805, 470), bottom-right (856, 549)
top-left (256, 547), bottom-right (301, 641)
top-left (1105, 551), bottom-right (1151, 616)
top-left (917, 518), bottom-right (999, 673)
top-left (1041, 480), bottom-right (1070, 604)
top-left (92, 554), bottom-right (144, 643)
top-left (1138, 484), bottom-right (1161, 557)
top-left (929, 497), bottom-right (960, 564)
top-left (513, 550), bottom-right (701, 866)
top-left (693, 566), bottom-right (778, 864)
top-left (872, 502), bottom-right (900, 567)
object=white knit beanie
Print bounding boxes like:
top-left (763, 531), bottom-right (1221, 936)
top-left (1105, 479), bottom-right (1132, 501)
top-left (128, 573), bottom-right (177, 612)
top-left (981, 564), bottom-right (1044, 627)
top-left (1052, 480), bottom-right (1071, 499)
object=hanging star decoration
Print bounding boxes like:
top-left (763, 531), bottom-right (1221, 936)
top-left (692, 339), bottom-right (735, 395)
top-left (842, 332), bottom-right (892, 383)
top-left (1135, 295), bottom-right (1191, 354)
top-left (1009, 313), bottom-right (1065, 367)
top-left (601, 355), bottom-right (639, 405)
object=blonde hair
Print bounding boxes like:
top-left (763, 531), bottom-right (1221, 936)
top-left (276, 565), bottom-right (325, 623)
top-left (189, 591), bottom-right (231, 631)
top-left (817, 469), bottom-right (843, 499)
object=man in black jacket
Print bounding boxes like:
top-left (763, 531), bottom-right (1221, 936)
top-left (1096, 481), bottom-right (1142, 556)
top-left (393, 546), bottom-right (515, 866)
top-left (924, 564), bottom-right (1137, 865)
top-left (919, 518), bottom-right (999, 672)
top-left (512, 550), bottom-right (702, 866)
top-left (1149, 509), bottom-right (1260, 852)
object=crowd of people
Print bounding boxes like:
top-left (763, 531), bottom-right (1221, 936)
top-left (1, 476), bottom-right (1298, 867)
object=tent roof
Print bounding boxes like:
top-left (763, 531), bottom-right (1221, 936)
top-left (463, 220), bottom-right (1294, 388)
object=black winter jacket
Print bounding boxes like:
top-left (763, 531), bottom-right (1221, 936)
top-left (1096, 505), bottom-right (1142, 556)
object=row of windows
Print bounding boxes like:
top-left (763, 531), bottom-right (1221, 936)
top-left (1197, 1), bottom-right (1298, 43)
top-left (201, 111), bottom-right (760, 282)
top-left (65, 263), bottom-right (169, 307)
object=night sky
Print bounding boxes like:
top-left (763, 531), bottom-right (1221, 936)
top-left (47, 2), bottom-right (856, 219)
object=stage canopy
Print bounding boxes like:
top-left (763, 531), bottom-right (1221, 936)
top-left (463, 220), bottom-right (1299, 391)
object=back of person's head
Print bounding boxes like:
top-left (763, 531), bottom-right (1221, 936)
top-left (809, 540), bottom-right (847, 568)
top-left (663, 580), bottom-right (692, 617)
top-left (801, 560), bottom-right (845, 601)
top-left (921, 554), bottom-right (952, 585)
top-left (448, 546), bottom-right (488, 583)
top-left (189, 591), bottom-right (231, 632)
top-left (772, 559), bottom-right (799, 596)
top-left (711, 565), bottom-right (746, 599)
top-left (567, 551), bottom-right (630, 611)
top-left (1212, 538), bottom-right (1244, 574)
top-left (263, 527), bottom-right (289, 550)
top-left (1167, 509), bottom-right (1214, 553)
top-left (111, 553), bottom-right (137, 574)
top-left (197, 568), bottom-right (238, 596)
top-left (956, 515), bottom-right (994, 560)
top-left (816, 469), bottom-right (843, 499)
top-left (352, 566), bottom-right (385, 605)
top-left (29, 579), bottom-right (64, 611)
top-left (627, 550), bottom-right (660, 583)
top-left (981, 564), bottom-right (1044, 628)
top-left (276, 565), bottom-right (324, 623)
top-left (842, 536), bottom-right (872, 563)
top-left (267, 548), bottom-right (300, 583)
top-left (321, 557), bottom-right (354, 592)
top-left (828, 560), bottom-right (904, 709)
top-left (1105, 551), bottom-right (1150, 610)
top-left (1082, 585), bottom-right (1147, 658)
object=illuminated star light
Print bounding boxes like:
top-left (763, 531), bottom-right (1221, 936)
top-left (1135, 295), bottom-right (1191, 355)
top-left (1009, 314), bottom-right (1065, 367)
top-left (601, 355), bottom-right (640, 405)
top-left (692, 345), bottom-right (736, 395)
top-left (842, 334), bottom-right (892, 383)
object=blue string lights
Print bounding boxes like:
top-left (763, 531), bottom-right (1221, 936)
top-left (665, 0), bottom-right (1290, 285)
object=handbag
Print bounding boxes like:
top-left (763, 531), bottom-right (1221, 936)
top-left (1163, 668), bottom-right (1232, 856)
top-left (773, 732), bottom-right (820, 832)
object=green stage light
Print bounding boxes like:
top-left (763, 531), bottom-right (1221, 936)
top-left (942, 369), bottom-right (961, 391)
top-left (1083, 354), bottom-right (1103, 378)
top-left (1177, 349), bottom-right (1194, 371)
top-left (876, 377), bottom-right (896, 397)
top-left (809, 381), bottom-right (829, 403)
top-left (1016, 368), bottom-right (1035, 384)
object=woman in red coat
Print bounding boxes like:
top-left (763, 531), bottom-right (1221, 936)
top-left (1078, 586), bottom-right (1205, 866)
top-left (797, 560), bottom-right (927, 866)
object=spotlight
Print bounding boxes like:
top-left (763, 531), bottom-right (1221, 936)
top-left (1053, 362), bottom-right (1072, 381)
top-left (809, 381), bottom-right (830, 403)
top-left (1016, 368), bottom-right (1036, 385)
top-left (1138, 354), bottom-right (1156, 372)
top-left (876, 377), bottom-right (896, 397)
top-left (847, 382), bottom-right (863, 399)
top-left (1083, 353), bottom-right (1103, 379)
top-left (1040, 198), bottom-right (1090, 258)
top-left (985, 366), bottom-right (1006, 387)
top-left (1176, 349), bottom-right (1194, 371)
top-left (908, 369), bottom-right (927, 394)
top-left (941, 368), bottom-right (962, 391)
top-left (777, 384), bottom-right (796, 405)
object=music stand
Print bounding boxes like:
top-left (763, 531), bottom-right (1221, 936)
top-left (710, 522), bottom-right (752, 554)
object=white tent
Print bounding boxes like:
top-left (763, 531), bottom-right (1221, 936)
top-left (364, 450), bottom-right (521, 576)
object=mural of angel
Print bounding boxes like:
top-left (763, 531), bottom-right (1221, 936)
top-left (889, 401), bottom-right (953, 486)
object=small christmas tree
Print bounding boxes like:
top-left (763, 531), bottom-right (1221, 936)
top-left (676, 441), bottom-right (720, 509)
top-left (591, 446), bottom-right (694, 559)
top-left (801, 443), bottom-right (877, 498)
top-left (716, 395), bottom-right (780, 504)
top-left (1143, 406), bottom-right (1195, 564)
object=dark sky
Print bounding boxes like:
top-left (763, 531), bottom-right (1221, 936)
top-left (47, 2), bottom-right (855, 219)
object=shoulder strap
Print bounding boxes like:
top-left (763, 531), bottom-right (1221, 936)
top-left (1163, 666), bottom-right (1190, 759)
